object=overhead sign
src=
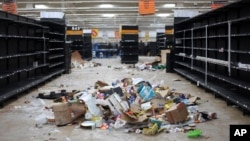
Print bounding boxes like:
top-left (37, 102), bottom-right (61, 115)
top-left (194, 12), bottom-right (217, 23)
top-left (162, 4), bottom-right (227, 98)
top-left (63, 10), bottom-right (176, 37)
top-left (66, 30), bottom-right (83, 35)
top-left (66, 26), bottom-right (83, 35)
top-left (2, 0), bottom-right (17, 14)
top-left (211, 1), bottom-right (226, 10)
top-left (139, 0), bottom-right (155, 15)
top-left (211, 4), bottom-right (224, 10)
top-left (91, 29), bottom-right (98, 38)
top-left (165, 29), bottom-right (173, 35)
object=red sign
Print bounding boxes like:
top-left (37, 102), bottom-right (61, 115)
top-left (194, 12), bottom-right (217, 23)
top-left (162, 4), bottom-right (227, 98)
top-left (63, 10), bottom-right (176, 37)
top-left (139, 0), bottom-right (155, 15)
top-left (211, 4), bottom-right (224, 10)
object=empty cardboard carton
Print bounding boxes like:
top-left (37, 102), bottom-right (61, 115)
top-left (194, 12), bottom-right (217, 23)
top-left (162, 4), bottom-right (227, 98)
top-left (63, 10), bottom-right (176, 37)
top-left (52, 102), bottom-right (86, 126)
top-left (166, 102), bottom-right (189, 124)
top-left (52, 103), bottom-right (72, 126)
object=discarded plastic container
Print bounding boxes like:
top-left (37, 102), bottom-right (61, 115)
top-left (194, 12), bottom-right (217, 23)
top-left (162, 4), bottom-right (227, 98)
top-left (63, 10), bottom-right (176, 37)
top-left (113, 118), bottom-right (126, 129)
top-left (187, 129), bottom-right (202, 138)
top-left (81, 121), bottom-right (96, 130)
top-left (150, 118), bottom-right (162, 128)
top-left (91, 116), bottom-right (103, 127)
top-left (79, 92), bottom-right (102, 116)
top-left (35, 112), bottom-right (47, 127)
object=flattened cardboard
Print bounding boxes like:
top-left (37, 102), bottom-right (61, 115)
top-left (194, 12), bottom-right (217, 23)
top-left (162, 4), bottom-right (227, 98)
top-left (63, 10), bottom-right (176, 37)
top-left (189, 96), bottom-right (199, 104)
top-left (150, 98), bottom-right (166, 109)
top-left (130, 104), bottom-right (141, 113)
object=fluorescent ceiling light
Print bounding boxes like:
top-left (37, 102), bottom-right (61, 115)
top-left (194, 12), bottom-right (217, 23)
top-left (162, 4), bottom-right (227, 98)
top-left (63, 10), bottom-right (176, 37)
top-left (35, 4), bottom-right (48, 9)
top-left (102, 14), bottom-right (115, 17)
top-left (157, 13), bottom-right (171, 17)
top-left (150, 24), bottom-right (165, 27)
top-left (99, 4), bottom-right (114, 8)
top-left (163, 4), bottom-right (176, 8)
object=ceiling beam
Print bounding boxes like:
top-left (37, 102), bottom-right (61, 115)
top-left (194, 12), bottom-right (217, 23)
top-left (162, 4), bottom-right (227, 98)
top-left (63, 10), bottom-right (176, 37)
top-left (17, 0), bottom-right (236, 4)
top-left (18, 7), bottom-right (210, 11)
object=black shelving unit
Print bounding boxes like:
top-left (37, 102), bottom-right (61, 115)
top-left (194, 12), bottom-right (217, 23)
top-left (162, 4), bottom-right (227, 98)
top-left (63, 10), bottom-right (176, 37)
top-left (83, 33), bottom-right (92, 61)
top-left (120, 25), bottom-right (139, 64)
top-left (165, 26), bottom-right (174, 49)
top-left (66, 26), bottom-right (84, 58)
top-left (0, 11), bottom-right (49, 104)
top-left (65, 41), bottom-right (72, 74)
top-left (39, 19), bottom-right (67, 75)
top-left (147, 41), bottom-right (157, 56)
top-left (67, 35), bottom-right (83, 51)
top-left (156, 32), bottom-right (166, 55)
top-left (174, 0), bottom-right (250, 114)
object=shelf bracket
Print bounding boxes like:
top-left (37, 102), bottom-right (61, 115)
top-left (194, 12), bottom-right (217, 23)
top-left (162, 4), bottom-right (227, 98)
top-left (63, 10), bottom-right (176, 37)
top-left (228, 22), bottom-right (231, 76)
top-left (191, 28), bottom-right (194, 70)
top-left (183, 30), bottom-right (185, 61)
top-left (205, 25), bottom-right (208, 86)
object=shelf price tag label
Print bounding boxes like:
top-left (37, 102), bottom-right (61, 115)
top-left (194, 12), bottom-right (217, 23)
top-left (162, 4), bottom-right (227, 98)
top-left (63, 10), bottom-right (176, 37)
top-left (139, 0), bottom-right (155, 15)
top-left (66, 26), bottom-right (83, 35)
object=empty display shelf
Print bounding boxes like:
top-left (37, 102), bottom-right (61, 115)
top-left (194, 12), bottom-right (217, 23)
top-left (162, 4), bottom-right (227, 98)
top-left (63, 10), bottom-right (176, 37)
top-left (120, 25), bottom-right (139, 64)
top-left (0, 11), bottom-right (50, 104)
top-left (174, 0), bottom-right (250, 114)
top-left (0, 11), bottom-right (71, 105)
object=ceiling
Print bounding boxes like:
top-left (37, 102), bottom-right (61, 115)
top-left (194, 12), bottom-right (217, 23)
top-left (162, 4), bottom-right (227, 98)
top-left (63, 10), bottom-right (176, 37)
top-left (1, 0), bottom-right (238, 30)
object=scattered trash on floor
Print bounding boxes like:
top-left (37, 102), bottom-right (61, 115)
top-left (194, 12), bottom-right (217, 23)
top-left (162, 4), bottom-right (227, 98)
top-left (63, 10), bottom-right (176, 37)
top-left (71, 51), bottom-right (102, 69)
top-left (35, 77), bottom-right (217, 137)
top-left (135, 61), bottom-right (166, 71)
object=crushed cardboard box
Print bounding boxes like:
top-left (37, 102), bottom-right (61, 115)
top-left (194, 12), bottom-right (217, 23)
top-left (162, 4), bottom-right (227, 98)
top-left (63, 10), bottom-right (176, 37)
top-left (166, 102), bottom-right (189, 124)
top-left (52, 101), bottom-right (86, 126)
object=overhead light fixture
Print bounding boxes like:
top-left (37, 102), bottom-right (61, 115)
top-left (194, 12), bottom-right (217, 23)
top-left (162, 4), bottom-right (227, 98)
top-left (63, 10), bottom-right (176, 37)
top-left (102, 14), bottom-right (115, 17)
top-left (156, 13), bottom-right (171, 17)
top-left (163, 4), bottom-right (176, 8)
top-left (35, 4), bottom-right (48, 9)
top-left (99, 4), bottom-right (114, 8)
top-left (150, 24), bottom-right (165, 27)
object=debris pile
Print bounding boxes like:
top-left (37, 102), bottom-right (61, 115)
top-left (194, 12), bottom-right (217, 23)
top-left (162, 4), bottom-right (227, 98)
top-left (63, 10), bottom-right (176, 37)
top-left (71, 51), bottom-right (102, 69)
top-left (37, 77), bottom-right (217, 136)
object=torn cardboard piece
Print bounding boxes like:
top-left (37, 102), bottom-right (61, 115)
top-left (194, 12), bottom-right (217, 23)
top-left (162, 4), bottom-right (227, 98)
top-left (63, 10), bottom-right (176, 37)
top-left (188, 96), bottom-right (200, 104)
top-left (71, 51), bottom-right (85, 64)
top-left (95, 80), bottom-right (109, 89)
top-left (120, 112), bottom-right (148, 124)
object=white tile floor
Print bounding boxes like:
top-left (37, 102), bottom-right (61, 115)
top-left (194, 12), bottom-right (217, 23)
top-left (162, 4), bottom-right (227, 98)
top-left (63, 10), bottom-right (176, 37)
top-left (0, 57), bottom-right (249, 141)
